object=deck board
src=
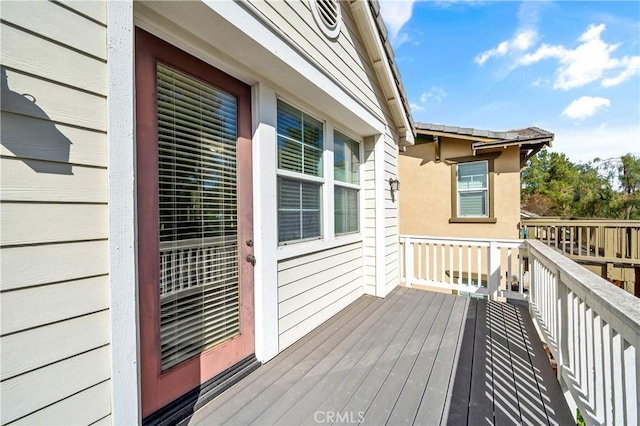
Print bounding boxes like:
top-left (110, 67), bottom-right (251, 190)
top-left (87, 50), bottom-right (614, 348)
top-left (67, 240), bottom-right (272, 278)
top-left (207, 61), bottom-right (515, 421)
top-left (297, 291), bottom-right (431, 425)
top-left (189, 287), bottom-right (572, 426)
top-left (362, 292), bottom-right (442, 425)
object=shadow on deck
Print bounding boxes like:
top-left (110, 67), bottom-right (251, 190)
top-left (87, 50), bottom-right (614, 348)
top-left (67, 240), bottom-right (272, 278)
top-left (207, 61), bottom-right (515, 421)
top-left (188, 287), bottom-right (572, 425)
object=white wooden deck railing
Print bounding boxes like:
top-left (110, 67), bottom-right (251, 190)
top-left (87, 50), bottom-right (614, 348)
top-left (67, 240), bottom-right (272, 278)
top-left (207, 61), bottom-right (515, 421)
top-left (528, 239), bottom-right (640, 425)
top-left (399, 235), bottom-right (528, 300)
top-left (400, 235), bottom-right (640, 425)
top-left (159, 236), bottom-right (237, 297)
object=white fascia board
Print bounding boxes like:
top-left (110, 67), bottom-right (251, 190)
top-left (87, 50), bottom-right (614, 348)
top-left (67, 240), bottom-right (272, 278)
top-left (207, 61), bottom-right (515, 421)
top-left (349, 0), bottom-right (414, 146)
top-left (107, 1), bottom-right (141, 424)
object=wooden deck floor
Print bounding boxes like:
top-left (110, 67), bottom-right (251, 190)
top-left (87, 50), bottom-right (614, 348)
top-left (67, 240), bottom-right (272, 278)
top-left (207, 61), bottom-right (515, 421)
top-left (188, 287), bottom-right (572, 425)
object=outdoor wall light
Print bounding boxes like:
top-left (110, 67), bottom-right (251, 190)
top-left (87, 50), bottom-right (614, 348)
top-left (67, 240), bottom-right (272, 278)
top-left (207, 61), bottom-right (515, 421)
top-left (389, 178), bottom-right (400, 193)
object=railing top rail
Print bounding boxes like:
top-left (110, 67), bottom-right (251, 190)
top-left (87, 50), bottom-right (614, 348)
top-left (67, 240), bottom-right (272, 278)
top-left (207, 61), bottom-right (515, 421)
top-left (400, 235), bottom-right (524, 245)
top-left (522, 218), bottom-right (640, 227)
top-left (527, 239), bottom-right (640, 334)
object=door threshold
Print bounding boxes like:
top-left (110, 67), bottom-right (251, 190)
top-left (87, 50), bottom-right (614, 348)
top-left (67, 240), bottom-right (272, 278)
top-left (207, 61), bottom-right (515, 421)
top-left (143, 355), bottom-right (261, 426)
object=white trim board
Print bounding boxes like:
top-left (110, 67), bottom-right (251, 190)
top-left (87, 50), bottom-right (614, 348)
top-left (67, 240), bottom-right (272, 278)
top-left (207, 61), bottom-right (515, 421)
top-left (107, 0), bottom-right (141, 424)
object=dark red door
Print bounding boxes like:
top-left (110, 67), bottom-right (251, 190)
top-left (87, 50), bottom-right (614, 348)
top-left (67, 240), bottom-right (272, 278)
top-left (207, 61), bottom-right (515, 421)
top-left (135, 28), bottom-right (255, 417)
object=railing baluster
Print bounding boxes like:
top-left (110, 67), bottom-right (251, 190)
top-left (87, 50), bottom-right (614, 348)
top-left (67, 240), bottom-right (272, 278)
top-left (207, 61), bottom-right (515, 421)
top-left (476, 245), bottom-right (481, 289)
top-left (612, 332), bottom-right (624, 425)
top-left (579, 299), bottom-right (587, 392)
top-left (417, 242), bottom-right (422, 281)
top-left (425, 243), bottom-right (430, 284)
top-left (585, 306), bottom-right (595, 409)
top-left (458, 245), bottom-right (462, 286)
top-left (467, 245), bottom-right (471, 287)
top-left (440, 244), bottom-right (445, 284)
top-left (623, 340), bottom-right (637, 425)
top-left (593, 314), bottom-right (606, 424)
top-left (603, 322), bottom-right (613, 424)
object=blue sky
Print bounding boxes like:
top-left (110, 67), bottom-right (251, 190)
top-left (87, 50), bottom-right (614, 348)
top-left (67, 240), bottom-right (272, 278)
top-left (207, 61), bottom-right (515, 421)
top-left (379, 0), bottom-right (640, 163)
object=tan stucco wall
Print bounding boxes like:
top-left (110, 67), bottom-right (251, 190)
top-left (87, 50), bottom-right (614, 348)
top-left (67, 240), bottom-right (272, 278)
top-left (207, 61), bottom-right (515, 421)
top-left (399, 137), bottom-right (521, 239)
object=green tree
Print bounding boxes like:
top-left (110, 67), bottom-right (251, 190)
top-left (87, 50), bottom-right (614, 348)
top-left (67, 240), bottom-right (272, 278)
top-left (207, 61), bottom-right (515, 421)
top-left (594, 154), bottom-right (640, 219)
top-left (523, 152), bottom-right (640, 219)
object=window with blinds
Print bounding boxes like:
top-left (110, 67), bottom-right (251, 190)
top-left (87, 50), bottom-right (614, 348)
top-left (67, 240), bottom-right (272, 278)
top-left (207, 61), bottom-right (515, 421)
top-left (457, 161), bottom-right (488, 217)
top-left (334, 131), bottom-right (360, 234)
top-left (156, 62), bottom-right (241, 371)
top-left (277, 100), bottom-right (324, 243)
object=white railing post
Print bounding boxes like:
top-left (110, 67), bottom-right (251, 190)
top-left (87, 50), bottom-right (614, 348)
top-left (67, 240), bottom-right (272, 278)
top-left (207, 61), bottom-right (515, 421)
top-left (405, 238), bottom-right (414, 288)
top-left (488, 240), bottom-right (500, 300)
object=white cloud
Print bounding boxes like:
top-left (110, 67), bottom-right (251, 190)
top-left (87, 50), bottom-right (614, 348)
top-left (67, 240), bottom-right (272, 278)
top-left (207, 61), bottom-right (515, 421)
top-left (553, 124), bottom-right (640, 163)
top-left (602, 56), bottom-right (640, 87)
top-left (379, 0), bottom-right (416, 47)
top-left (518, 24), bottom-right (640, 90)
top-left (410, 86), bottom-right (448, 115)
top-left (420, 86), bottom-right (448, 103)
top-left (409, 102), bottom-right (425, 113)
top-left (562, 96), bottom-right (610, 120)
top-left (475, 30), bottom-right (538, 65)
top-left (475, 2), bottom-right (543, 66)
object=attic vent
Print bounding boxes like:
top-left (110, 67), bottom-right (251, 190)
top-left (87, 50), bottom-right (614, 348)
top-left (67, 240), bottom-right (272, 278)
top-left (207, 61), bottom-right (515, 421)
top-left (311, 0), bottom-right (341, 39)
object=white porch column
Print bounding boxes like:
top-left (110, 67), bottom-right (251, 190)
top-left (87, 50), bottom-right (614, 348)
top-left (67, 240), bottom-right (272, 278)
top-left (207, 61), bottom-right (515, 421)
top-left (251, 82), bottom-right (279, 362)
top-left (375, 132), bottom-right (386, 298)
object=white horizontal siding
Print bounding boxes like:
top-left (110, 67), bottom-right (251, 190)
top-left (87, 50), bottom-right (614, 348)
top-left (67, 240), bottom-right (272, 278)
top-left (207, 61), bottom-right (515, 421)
top-left (1, 203), bottom-right (108, 246)
top-left (1, 24), bottom-right (106, 95)
top-left (0, 1), bottom-right (110, 423)
top-left (1, 240), bottom-right (109, 291)
top-left (2, 70), bottom-right (107, 131)
top-left (11, 381), bottom-right (111, 426)
top-left (1, 111), bottom-right (107, 167)
top-left (0, 158), bottom-right (107, 202)
top-left (247, 0), bottom-right (385, 121)
top-left (278, 242), bottom-right (364, 349)
top-left (0, 346), bottom-right (111, 424)
top-left (1, 311), bottom-right (110, 381)
top-left (0, 276), bottom-right (109, 335)
top-left (58, 1), bottom-right (107, 26)
top-left (1, 0), bottom-right (107, 59)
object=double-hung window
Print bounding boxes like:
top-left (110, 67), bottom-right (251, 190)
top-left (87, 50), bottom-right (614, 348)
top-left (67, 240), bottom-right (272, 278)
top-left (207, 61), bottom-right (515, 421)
top-left (457, 161), bottom-right (488, 217)
top-left (334, 131), bottom-right (360, 234)
top-left (277, 100), bottom-right (324, 243)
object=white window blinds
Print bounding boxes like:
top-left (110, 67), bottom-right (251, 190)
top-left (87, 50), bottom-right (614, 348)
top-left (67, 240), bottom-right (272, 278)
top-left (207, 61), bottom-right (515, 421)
top-left (277, 100), bottom-right (324, 243)
top-left (157, 62), bottom-right (241, 371)
top-left (457, 161), bottom-right (488, 217)
top-left (334, 131), bottom-right (360, 234)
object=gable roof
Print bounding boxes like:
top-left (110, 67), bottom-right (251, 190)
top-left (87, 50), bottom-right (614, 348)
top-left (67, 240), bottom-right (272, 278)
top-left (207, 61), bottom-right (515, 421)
top-left (350, 0), bottom-right (415, 146)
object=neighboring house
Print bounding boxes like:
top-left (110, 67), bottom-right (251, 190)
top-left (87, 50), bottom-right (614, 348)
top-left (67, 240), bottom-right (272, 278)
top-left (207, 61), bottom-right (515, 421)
top-left (399, 123), bottom-right (553, 239)
top-left (0, 1), bottom-right (414, 424)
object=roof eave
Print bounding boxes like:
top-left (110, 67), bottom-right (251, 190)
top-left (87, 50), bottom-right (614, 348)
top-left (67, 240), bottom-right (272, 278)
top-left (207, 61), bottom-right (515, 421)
top-left (350, 0), bottom-right (415, 146)
top-left (471, 136), bottom-right (554, 151)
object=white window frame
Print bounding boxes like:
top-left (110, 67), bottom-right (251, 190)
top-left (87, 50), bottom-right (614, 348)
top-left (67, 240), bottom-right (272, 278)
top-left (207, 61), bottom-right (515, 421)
top-left (333, 130), bottom-right (361, 236)
top-left (276, 98), bottom-right (363, 258)
top-left (457, 160), bottom-right (489, 218)
top-left (276, 100), bottom-right (325, 245)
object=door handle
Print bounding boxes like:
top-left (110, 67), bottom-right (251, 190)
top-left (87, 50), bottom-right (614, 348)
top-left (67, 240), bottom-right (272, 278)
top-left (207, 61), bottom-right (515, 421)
top-left (246, 254), bottom-right (256, 266)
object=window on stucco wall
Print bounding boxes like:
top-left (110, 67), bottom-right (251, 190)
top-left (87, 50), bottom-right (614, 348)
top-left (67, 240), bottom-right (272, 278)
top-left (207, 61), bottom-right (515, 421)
top-left (449, 153), bottom-right (499, 224)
